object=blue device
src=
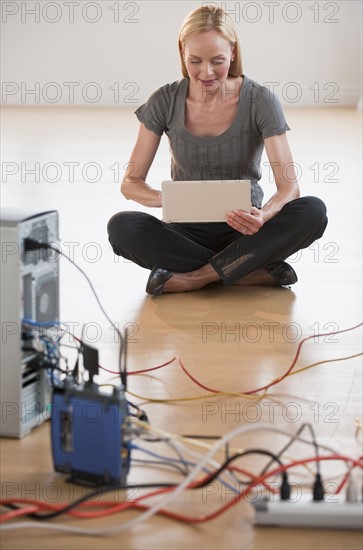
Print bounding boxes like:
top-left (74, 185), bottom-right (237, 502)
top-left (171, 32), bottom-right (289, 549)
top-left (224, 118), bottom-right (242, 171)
top-left (51, 381), bottom-right (130, 486)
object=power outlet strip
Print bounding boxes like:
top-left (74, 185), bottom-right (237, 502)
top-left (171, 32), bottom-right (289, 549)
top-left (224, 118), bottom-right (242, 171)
top-left (253, 494), bottom-right (363, 530)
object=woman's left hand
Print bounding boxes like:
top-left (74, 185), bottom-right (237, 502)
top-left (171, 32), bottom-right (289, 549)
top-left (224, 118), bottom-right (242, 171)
top-left (225, 207), bottom-right (265, 235)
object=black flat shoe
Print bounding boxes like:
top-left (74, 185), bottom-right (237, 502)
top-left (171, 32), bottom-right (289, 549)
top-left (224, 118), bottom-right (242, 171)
top-left (145, 267), bottom-right (173, 296)
top-left (266, 261), bottom-right (298, 287)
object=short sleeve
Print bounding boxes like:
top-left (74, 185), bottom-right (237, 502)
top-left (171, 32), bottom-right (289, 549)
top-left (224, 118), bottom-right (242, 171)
top-left (253, 85), bottom-right (291, 139)
top-left (134, 85), bottom-right (170, 136)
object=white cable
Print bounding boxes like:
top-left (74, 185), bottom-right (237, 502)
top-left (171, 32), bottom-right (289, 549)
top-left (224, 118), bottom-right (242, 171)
top-left (174, 431), bottom-right (349, 489)
top-left (1, 423), bottom-right (358, 535)
top-left (171, 440), bottom-right (242, 492)
top-left (0, 423), bottom-right (271, 535)
top-left (139, 420), bottom-right (345, 459)
top-left (153, 439), bottom-right (242, 494)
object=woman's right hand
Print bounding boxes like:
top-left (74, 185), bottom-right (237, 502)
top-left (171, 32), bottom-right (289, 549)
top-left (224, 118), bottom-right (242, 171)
top-left (225, 207), bottom-right (264, 235)
top-left (121, 123), bottom-right (162, 207)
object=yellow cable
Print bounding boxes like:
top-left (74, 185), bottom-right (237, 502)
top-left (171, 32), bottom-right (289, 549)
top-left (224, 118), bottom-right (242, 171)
top-left (126, 389), bottom-right (269, 403)
top-left (129, 421), bottom-right (344, 478)
top-left (125, 353), bottom-right (362, 404)
top-left (135, 420), bottom-right (242, 454)
top-left (248, 352), bottom-right (363, 393)
top-left (286, 352), bottom-right (363, 377)
top-left (98, 353), bottom-right (362, 480)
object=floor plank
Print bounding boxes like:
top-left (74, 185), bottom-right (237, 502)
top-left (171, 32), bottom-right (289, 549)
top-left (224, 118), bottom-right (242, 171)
top-left (1, 105), bottom-right (362, 549)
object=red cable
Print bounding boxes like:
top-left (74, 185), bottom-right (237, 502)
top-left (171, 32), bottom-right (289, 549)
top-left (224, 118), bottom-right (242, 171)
top-left (245, 322), bottom-right (363, 395)
top-left (0, 487), bottom-right (169, 522)
top-left (0, 506), bottom-right (39, 523)
top-left (178, 323), bottom-right (363, 395)
top-left (100, 356), bottom-right (178, 376)
top-left (163, 453), bottom-right (363, 525)
top-left (0, 465), bottom-right (269, 522)
top-left (1, 454), bottom-right (362, 524)
top-left (99, 322), bottom-right (362, 395)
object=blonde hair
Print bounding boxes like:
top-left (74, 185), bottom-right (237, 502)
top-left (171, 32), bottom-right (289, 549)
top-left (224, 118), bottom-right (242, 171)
top-left (178, 5), bottom-right (243, 78)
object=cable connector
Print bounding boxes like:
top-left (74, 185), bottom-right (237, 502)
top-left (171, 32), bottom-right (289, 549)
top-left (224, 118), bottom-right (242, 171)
top-left (23, 238), bottom-right (49, 252)
top-left (313, 473), bottom-right (325, 502)
top-left (280, 472), bottom-right (291, 501)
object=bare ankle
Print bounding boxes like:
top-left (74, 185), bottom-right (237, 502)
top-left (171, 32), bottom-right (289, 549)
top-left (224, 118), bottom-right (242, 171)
top-left (163, 268), bottom-right (219, 293)
top-left (233, 268), bottom-right (277, 286)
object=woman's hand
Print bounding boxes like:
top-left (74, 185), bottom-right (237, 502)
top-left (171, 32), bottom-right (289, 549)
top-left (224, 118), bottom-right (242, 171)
top-left (225, 207), bottom-right (264, 235)
top-left (121, 124), bottom-right (163, 207)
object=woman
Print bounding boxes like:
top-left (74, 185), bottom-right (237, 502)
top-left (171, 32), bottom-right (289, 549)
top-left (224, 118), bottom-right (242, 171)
top-left (107, 5), bottom-right (328, 296)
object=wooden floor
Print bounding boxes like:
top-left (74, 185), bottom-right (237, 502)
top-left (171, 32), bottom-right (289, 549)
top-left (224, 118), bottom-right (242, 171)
top-left (1, 105), bottom-right (362, 549)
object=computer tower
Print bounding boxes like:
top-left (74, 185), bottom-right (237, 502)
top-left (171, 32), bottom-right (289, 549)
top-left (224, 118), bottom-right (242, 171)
top-left (0, 208), bottom-right (59, 437)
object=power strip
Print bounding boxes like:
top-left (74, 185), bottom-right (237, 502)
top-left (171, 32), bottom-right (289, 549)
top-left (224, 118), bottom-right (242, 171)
top-left (253, 494), bottom-right (363, 530)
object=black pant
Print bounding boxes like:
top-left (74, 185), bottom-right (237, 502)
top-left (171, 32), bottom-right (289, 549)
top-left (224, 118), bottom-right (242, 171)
top-left (107, 196), bottom-right (328, 286)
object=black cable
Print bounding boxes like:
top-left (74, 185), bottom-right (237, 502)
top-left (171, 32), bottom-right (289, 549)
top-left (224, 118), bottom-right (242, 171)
top-left (26, 322), bottom-right (80, 382)
top-left (180, 435), bottom-right (293, 487)
top-left (122, 326), bottom-right (128, 390)
top-left (253, 423), bottom-right (323, 501)
top-left (259, 423), bottom-right (320, 476)
top-left (194, 448), bottom-right (291, 500)
top-left (180, 435), bottom-right (239, 479)
top-left (24, 239), bottom-right (126, 390)
top-left (304, 423), bottom-right (321, 474)
top-left (221, 424), bottom-right (322, 486)
top-left (22, 327), bottom-right (81, 386)
top-left (193, 448), bottom-right (285, 487)
top-left (2, 449), bottom-right (292, 522)
top-left (131, 458), bottom-right (188, 477)
top-left (22, 349), bottom-right (67, 374)
top-left (126, 400), bottom-right (148, 422)
top-left (2, 482), bottom-right (178, 521)
top-left (127, 400), bottom-right (141, 412)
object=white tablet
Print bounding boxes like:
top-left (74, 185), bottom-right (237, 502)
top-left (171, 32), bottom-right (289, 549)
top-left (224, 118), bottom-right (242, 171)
top-left (162, 180), bottom-right (251, 223)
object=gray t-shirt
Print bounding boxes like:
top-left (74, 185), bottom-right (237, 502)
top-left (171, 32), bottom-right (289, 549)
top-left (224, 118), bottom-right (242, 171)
top-left (135, 75), bottom-right (290, 208)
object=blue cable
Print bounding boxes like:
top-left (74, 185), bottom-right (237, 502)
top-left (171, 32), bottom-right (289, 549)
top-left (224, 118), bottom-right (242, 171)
top-left (22, 318), bottom-right (61, 327)
top-left (130, 442), bottom-right (239, 494)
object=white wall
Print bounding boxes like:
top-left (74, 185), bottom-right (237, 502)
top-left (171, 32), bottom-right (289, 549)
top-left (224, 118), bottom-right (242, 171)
top-left (1, 0), bottom-right (362, 107)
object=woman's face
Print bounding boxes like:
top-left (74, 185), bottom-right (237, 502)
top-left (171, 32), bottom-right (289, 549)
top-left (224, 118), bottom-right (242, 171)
top-left (183, 30), bottom-right (234, 92)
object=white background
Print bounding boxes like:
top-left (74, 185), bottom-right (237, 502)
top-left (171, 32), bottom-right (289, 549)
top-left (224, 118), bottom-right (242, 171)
top-left (1, 0), bottom-right (362, 107)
